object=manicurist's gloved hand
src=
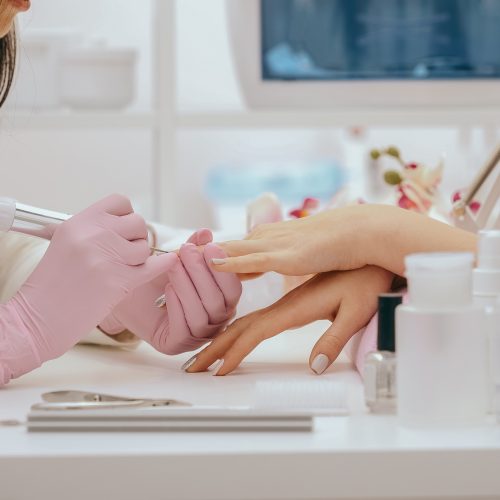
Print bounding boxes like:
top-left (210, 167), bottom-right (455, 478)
top-left (99, 229), bottom-right (242, 355)
top-left (0, 194), bottom-right (171, 385)
top-left (185, 265), bottom-right (393, 376)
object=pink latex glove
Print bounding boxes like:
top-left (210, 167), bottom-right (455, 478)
top-left (99, 229), bottom-right (242, 355)
top-left (0, 194), bottom-right (171, 385)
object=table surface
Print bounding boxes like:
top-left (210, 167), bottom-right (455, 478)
top-left (2, 321), bottom-right (500, 500)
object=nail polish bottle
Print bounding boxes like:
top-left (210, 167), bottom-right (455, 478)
top-left (364, 293), bottom-right (403, 414)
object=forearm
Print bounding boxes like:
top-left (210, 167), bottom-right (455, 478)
top-left (367, 205), bottom-right (477, 276)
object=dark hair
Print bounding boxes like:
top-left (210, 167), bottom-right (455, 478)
top-left (0, 28), bottom-right (16, 108)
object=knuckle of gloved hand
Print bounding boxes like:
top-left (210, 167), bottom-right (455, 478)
top-left (108, 193), bottom-right (133, 214)
top-left (231, 281), bottom-right (243, 301)
top-left (155, 333), bottom-right (195, 356)
top-left (189, 316), bottom-right (209, 336)
top-left (215, 307), bottom-right (232, 324)
top-left (161, 343), bottom-right (185, 356)
top-left (77, 227), bottom-right (117, 267)
top-left (226, 308), bottom-right (237, 321)
top-left (128, 213), bottom-right (147, 236)
top-left (59, 224), bottom-right (94, 255)
top-left (131, 240), bottom-right (150, 264)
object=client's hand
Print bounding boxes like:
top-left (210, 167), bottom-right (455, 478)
top-left (100, 230), bottom-right (242, 355)
top-left (214, 204), bottom-right (476, 277)
top-left (185, 265), bottom-right (393, 376)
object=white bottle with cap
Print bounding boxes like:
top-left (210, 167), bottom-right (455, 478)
top-left (474, 231), bottom-right (500, 307)
top-left (492, 295), bottom-right (500, 422)
top-left (473, 231), bottom-right (500, 420)
top-left (397, 252), bottom-right (488, 426)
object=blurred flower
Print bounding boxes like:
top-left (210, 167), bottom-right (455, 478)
top-left (289, 197), bottom-right (320, 218)
top-left (374, 145), bottom-right (444, 214)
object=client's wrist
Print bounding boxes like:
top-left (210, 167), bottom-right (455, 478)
top-left (356, 204), bottom-right (397, 271)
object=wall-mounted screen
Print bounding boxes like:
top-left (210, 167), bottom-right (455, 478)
top-left (261, 0), bottom-right (500, 81)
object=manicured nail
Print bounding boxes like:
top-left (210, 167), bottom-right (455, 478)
top-left (211, 359), bottom-right (224, 376)
top-left (181, 355), bottom-right (197, 372)
top-left (207, 359), bottom-right (219, 370)
top-left (211, 258), bottom-right (226, 265)
top-left (311, 354), bottom-right (330, 375)
top-left (154, 294), bottom-right (166, 308)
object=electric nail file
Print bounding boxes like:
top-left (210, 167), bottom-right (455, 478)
top-left (0, 197), bottom-right (167, 253)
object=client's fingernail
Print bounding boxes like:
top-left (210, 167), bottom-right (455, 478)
top-left (211, 258), bottom-right (226, 265)
top-left (311, 354), bottom-right (330, 375)
top-left (211, 359), bottom-right (224, 376)
top-left (181, 355), bottom-right (197, 372)
top-left (154, 294), bottom-right (166, 308)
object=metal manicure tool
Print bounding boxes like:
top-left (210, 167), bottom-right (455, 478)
top-left (23, 386), bottom-right (327, 432)
top-left (33, 390), bottom-right (189, 411)
top-left (0, 197), bottom-right (169, 254)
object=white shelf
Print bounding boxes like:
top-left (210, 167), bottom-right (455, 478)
top-left (0, 110), bottom-right (157, 130)
top-left (2, 106), bottom-right (499, 132)
top-left (177, 107), bottom-right (500, 129)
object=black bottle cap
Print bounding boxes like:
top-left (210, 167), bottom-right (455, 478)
top-left (377, 293), bottom-right (403, 352)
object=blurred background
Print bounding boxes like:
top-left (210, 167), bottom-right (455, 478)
top-left (1, 0), bottom-right (499, 233)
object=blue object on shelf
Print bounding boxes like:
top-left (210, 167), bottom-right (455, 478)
top-left (206, 162), bottom-right (345, 203)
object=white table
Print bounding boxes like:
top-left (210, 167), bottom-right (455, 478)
top-left (1, 321), bottom-right (500, 500)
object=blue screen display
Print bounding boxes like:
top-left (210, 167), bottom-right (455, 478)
top-left (261, 0), bottom-right (500, 80)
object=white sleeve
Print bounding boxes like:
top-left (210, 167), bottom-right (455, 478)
top-left (0, 232), bottom-right (140, 349)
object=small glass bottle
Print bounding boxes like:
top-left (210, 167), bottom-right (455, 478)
top-left (364, 293), bottom-right (402, 414)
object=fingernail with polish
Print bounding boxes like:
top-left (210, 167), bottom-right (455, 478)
top-left (311, 354), bottom-right (330, 375)
top-left (211, 258), bottom-right (226, 265)
top-left (181, 355), bottom-right (197, 372)
top-left (211, 359), bottom-right (224, 376)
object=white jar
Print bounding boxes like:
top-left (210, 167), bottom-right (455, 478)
top-left (397, 252), bottom-right (489, 426)
top-left (60, 47), bottom-right (137, 110)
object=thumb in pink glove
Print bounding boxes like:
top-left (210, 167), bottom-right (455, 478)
top-left (0, 194), bottom-right (171, 385)
top-left (100, 229), bottom-right (242, 355)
